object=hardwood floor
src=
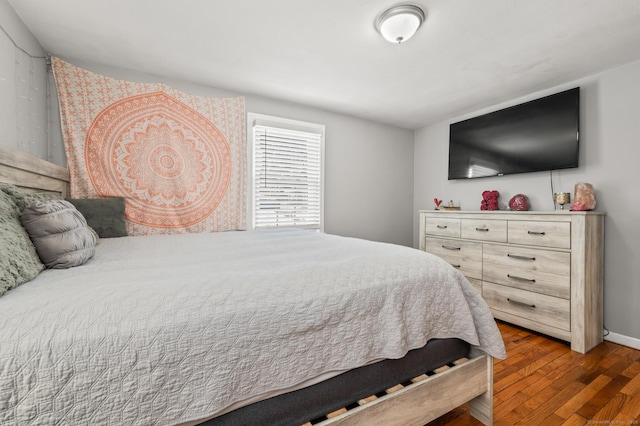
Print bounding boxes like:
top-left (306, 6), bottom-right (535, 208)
top-left (428, 321), bottom-right (640, 425)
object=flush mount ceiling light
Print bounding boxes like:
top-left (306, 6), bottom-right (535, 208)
top-left (375, 4), bottom-right (425, 44)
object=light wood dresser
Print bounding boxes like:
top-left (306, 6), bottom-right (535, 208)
top-left (419, 210), bottom-right (605, 353)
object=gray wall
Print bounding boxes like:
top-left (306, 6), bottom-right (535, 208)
top-left (0, 0), bottom-right (49, 160)
top-left (414, 61), bottom-right (640, 345)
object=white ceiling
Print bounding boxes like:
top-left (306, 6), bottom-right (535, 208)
top-left (9, 0), bottom-right (640, 129)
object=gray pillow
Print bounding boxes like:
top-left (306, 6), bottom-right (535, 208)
top-left (66, 197), bottom-right (128, 238)
top-left (21, 200), bottom-right (97, 269)
top-left (0, 190), bottom-right (44, 296)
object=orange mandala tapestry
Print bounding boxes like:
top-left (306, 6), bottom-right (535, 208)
top-left (52, 57), bottom-right (246, 235)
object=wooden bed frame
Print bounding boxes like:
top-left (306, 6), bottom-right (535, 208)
top-left (0, 145), bottom-right (69, 196)
top-left (0, 143), bottom-right (495, 425)
top-left (316, 347), bottom-right (493, 426)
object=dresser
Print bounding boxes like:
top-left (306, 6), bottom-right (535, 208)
top-left (419, 210), bottom-right (605, 353)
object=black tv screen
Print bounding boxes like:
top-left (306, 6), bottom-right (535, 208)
top-left (448, 87), bottom-right (579, 180)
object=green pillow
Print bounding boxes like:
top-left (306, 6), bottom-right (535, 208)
top-left (0, 190), bottom-right (44, 297)
top-left (66, 197), bottom-right (128, 238)
top-left (0, 183), bottom-right (61, 212)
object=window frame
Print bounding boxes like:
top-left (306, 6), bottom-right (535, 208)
top-left (247, 112), bottom-right (325, 231)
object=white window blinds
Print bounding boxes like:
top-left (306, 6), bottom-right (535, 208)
top-left (251, 118), bottom-right (324, 230)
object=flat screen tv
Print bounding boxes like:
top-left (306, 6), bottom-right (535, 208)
top-left (448, 87), bottom-right (579, 180)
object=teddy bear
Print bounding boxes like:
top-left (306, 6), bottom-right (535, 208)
top-left (480, 190), bottom-right (499, 210)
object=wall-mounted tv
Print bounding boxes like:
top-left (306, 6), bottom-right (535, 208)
top-left (448, 87), bottom-right (580, 180)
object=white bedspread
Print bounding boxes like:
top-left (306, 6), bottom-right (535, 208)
top-left (0, 229), bottom-right (505, 425)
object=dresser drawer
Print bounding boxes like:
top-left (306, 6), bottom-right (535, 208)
top-left (483, 244), bottom-right (570, 275)
top-left (425, 237), bottom-right (482, 260)
top-left (483, 263), bottom-right (570, 299)
top-left (425, 237), bottom-right (482, 279)
top-left (483, 282), bottom-right (570, 332)
top-left (424, 217), bottom-right (460, 238)
top-left (508, 220), bottom-right (571, 249)
top-left (482, 244), bottom-right (570, 298)
top-left (461, 219), bottom-right (507, 243)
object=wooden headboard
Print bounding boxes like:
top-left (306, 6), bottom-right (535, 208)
top-left (0, 145), bottom-right (70, 196)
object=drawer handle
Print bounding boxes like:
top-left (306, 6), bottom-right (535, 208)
top-left (527, 230), bottom-right (546, 236)
top-left (450, 263), bottom-right (461, 268)
top-left (507, 298), bottom-right (536, 308)
top-left (475, 227), bottom-right (489, 232)
top-left (507, 253), bottom-right (536, 261)
top-left (507, 274), bottom-right (536, 283)
top-left (442, 245), bottom-right (461, 251)
top-left (436, 225), bottom-right (448, 229)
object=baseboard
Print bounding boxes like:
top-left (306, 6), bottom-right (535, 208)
top-left (605, 332), bottom-right (640, 351)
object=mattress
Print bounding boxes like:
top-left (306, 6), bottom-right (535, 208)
top-left (201, 337), bottom-right (470, 426)
top-left (0, 229), bottom-right (505, 425)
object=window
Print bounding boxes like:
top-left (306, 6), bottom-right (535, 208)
top-left (248, 113), bottom-right (324, 231)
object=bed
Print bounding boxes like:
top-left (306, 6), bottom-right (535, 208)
top-left (0, 144), bottom-right (505, 426)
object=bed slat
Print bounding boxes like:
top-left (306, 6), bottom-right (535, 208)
top-left (315, 353), bottom-right (492, 426)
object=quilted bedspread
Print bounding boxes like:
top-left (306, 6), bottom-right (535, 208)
top-left (0, 229), bottom-right (505, 425)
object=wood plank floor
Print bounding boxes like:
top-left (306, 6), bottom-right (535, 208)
top-left (427, 321), bottom-right (640, 425)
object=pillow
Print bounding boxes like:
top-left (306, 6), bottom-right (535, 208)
top-left (0, 183), bottom-right (62, 212)
top-left (0, 190), bottom-right (44, 296)
top-left (66, 197), bottom-right (128, 238)
top-left (21, 200), bottom-right (97, 269)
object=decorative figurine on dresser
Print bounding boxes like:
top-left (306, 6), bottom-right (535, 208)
top-left (571, 182), bottom-right (597, 211)
top-left (419, 208), bottom-right (605, 353)
top-left (508, 194), bottom-right (530, 211)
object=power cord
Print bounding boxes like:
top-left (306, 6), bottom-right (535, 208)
top-left (0, 22), bottom-right (48, 59)
top-left (549, 170), bottom-right (555, 209)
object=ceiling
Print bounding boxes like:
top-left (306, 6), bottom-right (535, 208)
top-left (9, 0), bottom-right (640, 129)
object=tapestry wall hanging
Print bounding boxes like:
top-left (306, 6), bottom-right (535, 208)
top-left (51, 57), bottom-right (246, 235)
